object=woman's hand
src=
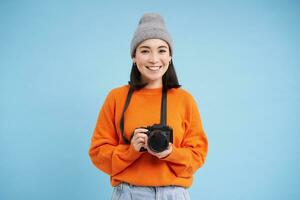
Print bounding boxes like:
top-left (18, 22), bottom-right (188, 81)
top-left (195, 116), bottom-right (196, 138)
top-left (147, 143), bottom-right (173, 159)
top-left (131, 128), bottom-right (148, 152)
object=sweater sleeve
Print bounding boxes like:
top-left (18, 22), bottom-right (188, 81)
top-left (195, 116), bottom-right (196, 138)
top-left (89, 90), bottom-right (143, 176)
top-left (161, 97), bottom-right (208, 178)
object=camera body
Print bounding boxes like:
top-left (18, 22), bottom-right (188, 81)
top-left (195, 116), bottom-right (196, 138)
top-left (140, 124), bottom-right (173, 153)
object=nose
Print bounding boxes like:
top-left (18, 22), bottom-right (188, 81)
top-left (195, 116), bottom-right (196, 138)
top-left (149, 52), bottom-right (159, 64)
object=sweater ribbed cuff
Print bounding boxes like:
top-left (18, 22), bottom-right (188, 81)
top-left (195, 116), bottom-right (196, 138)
top-left (160, 146), bottom-right (185, 162)
top-left (127, 144), bottom-right (144, 161)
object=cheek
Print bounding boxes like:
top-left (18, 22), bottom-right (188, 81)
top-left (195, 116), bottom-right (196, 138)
top-left (136, 57), bottom-right (148, 65)
top-left (162, 56), bottom-right (171, 64)
top-left (136, 64), bottom-right (143, 72)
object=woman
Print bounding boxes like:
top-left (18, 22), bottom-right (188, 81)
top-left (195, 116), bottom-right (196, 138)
top-left (89, 13), bottom-right (208, 200)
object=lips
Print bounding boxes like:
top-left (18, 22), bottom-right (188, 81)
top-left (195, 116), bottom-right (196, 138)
top-left (146, 66), bottom-right (162, 71)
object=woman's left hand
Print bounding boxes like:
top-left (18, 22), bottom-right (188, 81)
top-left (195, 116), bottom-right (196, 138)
top-left (146, 143), bottom-right (173, 159)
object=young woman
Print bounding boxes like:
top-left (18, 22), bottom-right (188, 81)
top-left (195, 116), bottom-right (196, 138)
top-left (89, 13), bottom-right (208, 200)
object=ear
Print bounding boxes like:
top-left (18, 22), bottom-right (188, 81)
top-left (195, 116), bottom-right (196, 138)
top-left (132, 57), bottom-right (136, 64)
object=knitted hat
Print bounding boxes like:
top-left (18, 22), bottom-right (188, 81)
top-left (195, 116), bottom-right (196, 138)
top-left (130, 13), bottom-right (173, 58)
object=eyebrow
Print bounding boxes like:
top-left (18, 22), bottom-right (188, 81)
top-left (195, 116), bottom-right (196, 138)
top-left (138, 45), bottom-right (168, 49)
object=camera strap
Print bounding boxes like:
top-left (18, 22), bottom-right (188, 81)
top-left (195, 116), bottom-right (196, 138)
top-left (161, 87), bottom-right (167, 126)
top-left (120, 86), bottom-right (167, 144)
top-left (120, 86), bottom-right (134, 144)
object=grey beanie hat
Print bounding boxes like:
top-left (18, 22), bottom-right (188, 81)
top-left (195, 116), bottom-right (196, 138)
top-left (130, 13), bottom-right (173, 58)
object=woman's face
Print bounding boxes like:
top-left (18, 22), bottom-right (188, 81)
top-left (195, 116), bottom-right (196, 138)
top-left (133, 39), bottom-right (172, 88)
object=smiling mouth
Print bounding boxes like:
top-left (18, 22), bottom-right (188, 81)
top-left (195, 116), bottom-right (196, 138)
top-left (146, 66), bottom-right (162, 71)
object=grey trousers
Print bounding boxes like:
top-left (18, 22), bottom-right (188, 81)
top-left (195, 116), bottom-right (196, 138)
top-left (111, 182), bottom-right (190, 200)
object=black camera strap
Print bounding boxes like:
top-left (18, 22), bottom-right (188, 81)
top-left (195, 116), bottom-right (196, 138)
top-left (120, 86), bottom-right (167, 144)
top-left (161, 87), bottom-right (167, 126)
top-left (120, 86), bottom-right (134, 144)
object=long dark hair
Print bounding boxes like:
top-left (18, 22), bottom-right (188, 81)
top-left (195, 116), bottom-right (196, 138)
top-left (129, 60), bottom-right (181, 90)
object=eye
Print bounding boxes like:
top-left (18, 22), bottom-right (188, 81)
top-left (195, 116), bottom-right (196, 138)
top-left (159, 49), bottom-right (167, 53)
top-left (141, 50), bottom-right (149, 54)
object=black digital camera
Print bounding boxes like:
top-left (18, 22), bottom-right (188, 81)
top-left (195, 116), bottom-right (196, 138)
top-left (139, 124), bottom-right (173, 153)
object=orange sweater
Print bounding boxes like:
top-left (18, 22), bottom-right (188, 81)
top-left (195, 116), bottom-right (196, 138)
top-left (89, 85), bottom-right (208, 187)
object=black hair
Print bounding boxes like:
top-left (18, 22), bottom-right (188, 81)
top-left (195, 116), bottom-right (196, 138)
top-left (129, 60), bottom-right (181, 90)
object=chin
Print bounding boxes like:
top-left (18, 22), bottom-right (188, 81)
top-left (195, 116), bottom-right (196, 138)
top-left (145, 75), bottom-right (163, 82)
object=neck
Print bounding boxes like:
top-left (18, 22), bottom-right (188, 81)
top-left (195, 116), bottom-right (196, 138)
top-left (144, 80), bottom-right (163, 89)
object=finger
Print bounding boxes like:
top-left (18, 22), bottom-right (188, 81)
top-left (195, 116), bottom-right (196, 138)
top-left (144, 136), bottom-right (148, 148)
top-left (133, 133), bottom-right (148, 141)
top-left (134, 137), bottom-right (146, 144)
top-left (132, 135), bottom-right (147, 144)
top-left (134, 128), bottom-right (148, 134)
top-left (147, 145), bottom-right (172, 158)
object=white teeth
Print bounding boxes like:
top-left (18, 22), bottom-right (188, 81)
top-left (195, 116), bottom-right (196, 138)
top-left (147, 66), bottom-right (161, 71)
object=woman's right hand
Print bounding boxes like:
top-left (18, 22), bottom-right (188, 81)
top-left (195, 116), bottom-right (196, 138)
top-left (131, 128), bottom-right (148, 152)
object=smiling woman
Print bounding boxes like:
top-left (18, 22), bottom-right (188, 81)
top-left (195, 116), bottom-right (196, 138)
top-left (133, 39), bottom-right (171, 88)
top-left (89, 13), bottom-right (208, 200)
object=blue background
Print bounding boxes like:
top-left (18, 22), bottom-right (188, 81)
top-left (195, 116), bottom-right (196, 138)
top-left (1, 0), bottom-right (299, 199)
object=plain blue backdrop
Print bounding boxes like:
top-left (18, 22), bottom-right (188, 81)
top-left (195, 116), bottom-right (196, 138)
top-left (1, 0), bottom-right (299, 199)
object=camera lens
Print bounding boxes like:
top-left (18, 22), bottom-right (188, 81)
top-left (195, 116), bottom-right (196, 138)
top-left (148, 130), bottom-right (169, 153)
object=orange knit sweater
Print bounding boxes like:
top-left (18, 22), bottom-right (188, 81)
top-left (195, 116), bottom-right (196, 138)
top-left (89, 85), bottom-right (208, 187)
